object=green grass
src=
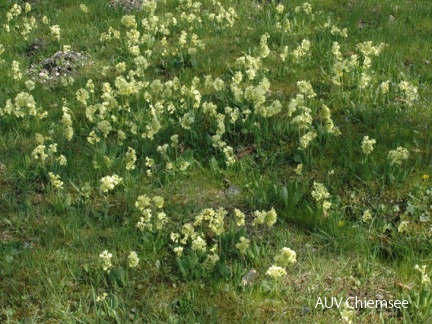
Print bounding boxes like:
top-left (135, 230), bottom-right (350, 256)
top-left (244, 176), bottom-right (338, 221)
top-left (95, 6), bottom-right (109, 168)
top-left (1, 0), bottom-right (432, 322)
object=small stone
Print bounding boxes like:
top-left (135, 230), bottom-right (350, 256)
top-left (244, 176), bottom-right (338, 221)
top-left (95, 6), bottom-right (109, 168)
top-left (242, 269), bottom-right (256, 286)
top-left (225, 185), bottom-right (241, 198)
top-left (300, 306), bottom-right (311, 317)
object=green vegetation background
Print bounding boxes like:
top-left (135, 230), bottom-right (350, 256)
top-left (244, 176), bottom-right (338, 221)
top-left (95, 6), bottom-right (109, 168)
top-left (1, 0), bottom-right (432, 322)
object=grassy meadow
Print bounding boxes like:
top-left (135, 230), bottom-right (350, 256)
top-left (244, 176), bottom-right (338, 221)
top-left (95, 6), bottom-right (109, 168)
top-left (1, 0), bottom-right (432, 322)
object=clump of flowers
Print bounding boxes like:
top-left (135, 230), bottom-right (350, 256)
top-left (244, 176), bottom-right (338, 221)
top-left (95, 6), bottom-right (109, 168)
top-left (125, 147), bottom-right (137, 170)
top-left (415, 264), bottom-right (431, 285)
top-left (128, 251), bottom-right (140, 268)
top-left (80, 4), bottom-right (89, 13)
top-left (12, 61), bottom-right (22, 80)
top-left (100, 174), bottom-right (122, 193)
top-left (266, 265), bottom-right (287, 279)
top-left (398, 220), bottom-right (409, 233)
top-left (388, 147), bottom-right (409, 166)
top-left (299, 131), bottom-right (317, 150)
top-left (235, 237), bottom-right (250, 254)
top-left (99, 250), bottom-right (113, 273)
top-left (234, 208), bottom-right (245, 226)
top-left (321, 104), bottom-right (339, 134)
top-left (274, 247), bottom-right (297, 267)
top-left (362, 209), bottom-right (372, 222)
top-left (311, 182), bottom-right (331, 214)
top-left (398, 81), bottom-right (418, 106)
top-left (292, 39), bottom-right (311, 61)
top-left (252, 207), bottom-right (278, 227)
top-left (62, 106), bottom-right (74, 141)
top-left (50, 24), bottom-right (61, 41)
top-left (30, 138), bottom-right (67, 167)
top-left (194, 207), bottom-right (227, 236)
top-left (96, 292), bottom-right (108, 302)
top-left (48, 172), bottom-right (63, 190)
top-left (340, 307), bottom-right (356, 324)
top-left (135, 195), bottom-right (167, 232)
top-left (361, 136), bottom-right (376, 155)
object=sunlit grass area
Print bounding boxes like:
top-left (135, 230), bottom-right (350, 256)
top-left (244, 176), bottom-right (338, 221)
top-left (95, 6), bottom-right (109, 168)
top-left (1, 0), bottom-right (432, 322)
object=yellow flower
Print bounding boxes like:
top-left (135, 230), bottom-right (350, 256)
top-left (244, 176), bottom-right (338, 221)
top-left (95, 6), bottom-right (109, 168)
top-left (48, 172), bottom-right (64, 190)
top-left (12, 61), bottom-right (22, 80)
top-left (80, 4), bottom-right (88, 13)
top-left (50, 25), bottom-right (61, 41)
top-left (398, 220), bottom-right (409, 233)
top-left (274, 247), bottom-right (297, 266)
top-left (276, 4), bottom-right (285, 13)
top-left (96, 293), bottom-right (108, 302)
top-left (25, 80), bottom-right (35, 91)
top-left (121, 15), bottom-right (137, 29)
top-left (266, 265), bottom-right (286, 279)
top-left (361, 136), bottom-right (376, 155)
top-left (99, 250), bottom-right (113, 272)
top-left (311, 182), bottom-right (330, 202)
top-left (173, 246), bottom-right (184, 257)
top-left (191, 236), bottom-right (207, 252)
top-left (128, 251), bottom-right (139, 268)
top-left (235, 237), bottom-right (250, 254)
top-left (422, 174), bottom-right (430, 181)
top-left (152, 196), bottom-right (164, 209)
top-left (388, 147), bottom-right (409, 166)
top-left (100, 174), bottom-right (122, 193)
top-left (125, 147), bottom-right (137, 170)
top-left (25, 3), bottom-right (32, 13)
top-left (362, 209), bottom-right (372, 222)
top-left (234, 209), bottom-right (245, 226)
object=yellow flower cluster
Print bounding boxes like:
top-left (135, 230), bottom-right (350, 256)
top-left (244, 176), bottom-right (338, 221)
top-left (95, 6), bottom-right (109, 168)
top-left (128, 251), bottom-right (140, 268)
top-left (30, 135), bottom-right (67, 167)
top-left (235, 237), bottom-right (250, 254)
top-left (266, 265), bottom-right (286, 279)
top-left (194, 207), bottom-right (227, 236)
top-left (135, 195), bottom-right (167, 232)
top-left (321, 105), bottom-right (338, 134)
top-left (79, 4), bottom-right (88, 13)
top-left (50, 25), bottom-right (61, 41)
top-left (362, 209), bottom-right (372, 222)
top-left (234, 208), bottom-right (245, 226)
top-left (236, 55), bottom-right (262, 81)
top-left (171, 206), bottom-right (279, 265)
top-left (252, 207), bottom-right (277, 227)
top-left (361, 136), bottom-right (376, 155)
top-left (206, 0), bottom-right (238, 28)
top-left (1, 92), bottom-right (46, 119)
top-left (299, 131), bottom-right (317, 150)
top-left (125, 147), bottom-right (137, 170)
top-left (331, 41), bottom-right (359, 86)
top-left (414, 265), bottom-right (431, 285)
top-left (292, 39), bottom-right (311, 61)
top-left (259, 33), bottom-right (270, 59)
top-left (274, 247), bottom-right (297, 267)
top-left (100, 174), bottom-right (122, 193)
top-left (100, 27), bottom-right (121, 41)
top-left (388, 147), bottom-right (409, 166)
top-left (266, 247), bottom-right (297, 281)
top-left (62, 106), bottom-right (74, 141)
top-left (311, 182), bottom-right (331, 213)
top-left (12, 61), bottom-right (22, 80)
top-left (48, 172), bottom-right (64, 190)
top-left (99, 250), bottom-right (113, 273)
top-left (398, 81), bottom-right (418, 106)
